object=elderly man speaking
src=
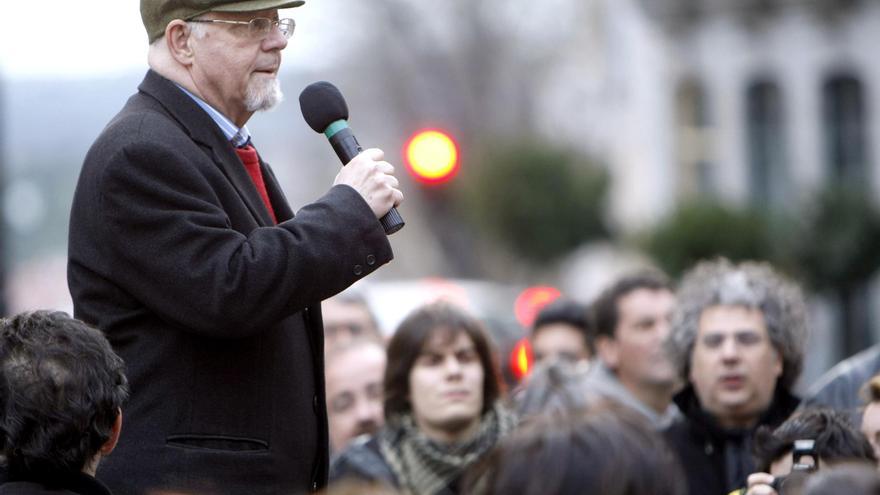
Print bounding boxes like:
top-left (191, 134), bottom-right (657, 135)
top-left (67, 1), bottom-right (403, 494)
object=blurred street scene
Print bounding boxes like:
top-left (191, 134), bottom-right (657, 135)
top-left (2, 0), bottom-right (880, 388)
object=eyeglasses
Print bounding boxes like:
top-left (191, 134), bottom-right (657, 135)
top-left (188, 18), bottom-right (295, 39)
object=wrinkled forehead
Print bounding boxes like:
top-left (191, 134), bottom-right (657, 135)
top-left (696, 304), bottom-right (768, 336)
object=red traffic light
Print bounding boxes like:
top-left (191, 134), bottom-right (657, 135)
top-left (404, 129), bottom-right (460, 185)
top-left (509, 338), bottom-right (534, 381)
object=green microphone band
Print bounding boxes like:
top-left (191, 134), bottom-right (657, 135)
top-left (324, 120), bottom-right (349, 139)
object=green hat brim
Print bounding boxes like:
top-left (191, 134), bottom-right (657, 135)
top-left (210, 0), bottom-right (305, 13)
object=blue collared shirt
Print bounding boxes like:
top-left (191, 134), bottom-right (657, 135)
top-left (175, 84), bottom-right (251, 147)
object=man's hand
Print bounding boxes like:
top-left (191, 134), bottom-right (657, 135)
top-left (334, 148), bottom-right (404, 219)
top-left (745, 472), bottom-right (779, 495)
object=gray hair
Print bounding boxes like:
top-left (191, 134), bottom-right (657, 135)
top-left (513, 360), bottom-right (597, 419)
top-left (666, 258), bottom-right (809, 391)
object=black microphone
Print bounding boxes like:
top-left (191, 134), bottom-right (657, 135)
top-left (299, 81), bottom-right (404, 235)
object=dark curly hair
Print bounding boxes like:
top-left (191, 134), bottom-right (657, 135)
top-left (0, 310), bottom-right (129, 481)
top-left (590, 269), bottom-right (673, 339)
top-left (754, 408), bottom-right (876, 472)
top-left (532, 299), bottom-right (594, 354)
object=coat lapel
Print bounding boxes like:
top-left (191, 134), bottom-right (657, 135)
top-left (138, 70), bottom-right (277, 227)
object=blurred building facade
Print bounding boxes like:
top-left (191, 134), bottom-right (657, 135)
top-left (547, 0), bottom-right (880, 230)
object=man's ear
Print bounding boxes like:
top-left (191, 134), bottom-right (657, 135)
top-left (595, 335), bottom-right (619, 370)
top-left (99, 408), bottom-right (123, 456)
top-left (165, 20), bottom-right (195, 66)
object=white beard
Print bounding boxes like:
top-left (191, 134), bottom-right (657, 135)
top-left (245, 75), bottom-right (283, 112)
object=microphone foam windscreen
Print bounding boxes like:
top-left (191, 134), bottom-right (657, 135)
top-left (299, 81), bottom-right (350, 133)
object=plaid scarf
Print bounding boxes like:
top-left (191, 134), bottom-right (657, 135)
top-left (378, 402), bottom-right (516, 495)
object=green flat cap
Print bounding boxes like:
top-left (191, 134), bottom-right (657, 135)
top-left (142, 0), bottom-right (305, 43)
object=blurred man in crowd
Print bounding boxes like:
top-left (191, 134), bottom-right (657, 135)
top-left (530, 299), bottom-right (593, 366)
top-left (587, 270), bottom-right (680, 427)
top-left (469, 402), bottom-right (686, 495)
top-left (803, 463), bottom-right (880, 495)
top-left (323, 292), bottom-right (384, 350)
top-left (326, 338), bottom-right (387, 455)
top-left (0, 311), bottom-right (128, 495)
top-left (860, 374), bottom-right (880, 460)
top-left (664, 259), bottom-right (808, 495)
top-left (329, 302), bottom-right (516, 495)
top-left (745, 408), bottom-right (875, 495)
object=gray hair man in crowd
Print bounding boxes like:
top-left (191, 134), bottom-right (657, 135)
top-left (322, 292), bottom-right (384, 351)
top-left (663, 259), bottom-right (809, 495)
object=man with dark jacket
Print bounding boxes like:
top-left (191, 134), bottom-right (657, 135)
top-left (0, 311), bottom-right (129, 495)
top-left (663, 259), bottom-right (809, 495)
top-left (67, 1), bottom-right (402, 493)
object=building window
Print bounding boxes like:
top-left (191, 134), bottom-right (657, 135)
top-left (675, 79), bottom-right (714, 197)
top-left (823, 74), bottom-right (868, 186)
top-left (746, 80), bottom-right (788, 207)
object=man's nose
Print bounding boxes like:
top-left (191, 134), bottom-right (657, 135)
top-left (356, 398), bottom-right (383, 422)
top-left (263, 26), bottom-right (288, 50)
top-left (443, 357), bottom-right (464, 377)
top-left (720, 337), bottom-right (740, 361)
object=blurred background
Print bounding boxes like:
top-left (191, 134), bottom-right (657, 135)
top-left (2, 0), bottom-right (880, 389)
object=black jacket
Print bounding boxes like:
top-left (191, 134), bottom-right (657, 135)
top-left (0, 473), bottom-right (112, 495)
top-left (664, 385), bottom-right (800, 495)
top-left (68, 70), bottom-right (392, 495)
top-left (330, 436), bottom-right (399, 490)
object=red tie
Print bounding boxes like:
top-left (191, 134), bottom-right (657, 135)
top-left (235, 145), bottom-right (277, 224)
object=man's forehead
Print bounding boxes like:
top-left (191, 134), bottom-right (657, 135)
top-left (618, 288), bottom-right (674, 311)
top-left (697, 307), bottom-right (768, 338)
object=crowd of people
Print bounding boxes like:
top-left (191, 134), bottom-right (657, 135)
top-left (6, 259), bottom-right (880, 494)
top-left (316, 259), bottom-right (880, 495)
top-left (1, 0), bottom-right (879, 494)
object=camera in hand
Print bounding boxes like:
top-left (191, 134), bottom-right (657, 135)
top-left (771, 439), bottom-right (818, 494)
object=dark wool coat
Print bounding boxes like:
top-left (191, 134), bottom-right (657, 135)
top-left (0, 473), bottom-right (112, 495)
top-left (67, 70), bottom-right (392, 495)
top-left (664, 385), bottom-right (800, 495)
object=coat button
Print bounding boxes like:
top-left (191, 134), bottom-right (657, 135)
top-left (366, 254), bottom-right (376, 266)
top-left (312, 481), bottom-right (318, 492)
top-left (313, 395), bottom-right (319, 413)
top-left (354, 264), bottom-right (363, 276)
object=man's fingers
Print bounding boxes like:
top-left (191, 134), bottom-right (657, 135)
top-left (747, 473), bottom-right (775, 487)
top-left (377, 161), bottom-right (395, 175)
top-left (362, 148), bottom-right (384, 162)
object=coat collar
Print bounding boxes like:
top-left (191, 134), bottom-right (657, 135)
top-left (673, 384), bottom-right (800, 441)
top-left (137, 70), bottom-right (282, 226)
